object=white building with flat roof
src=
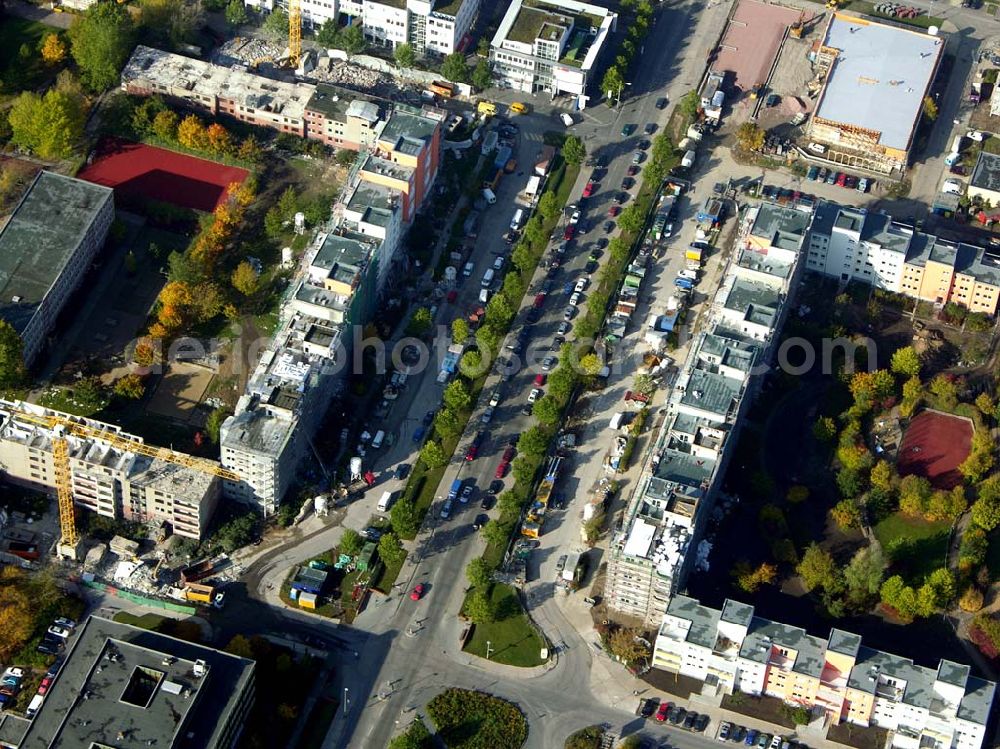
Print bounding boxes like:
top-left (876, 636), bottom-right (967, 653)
top-left (489, 0), bottom-right (617, 104)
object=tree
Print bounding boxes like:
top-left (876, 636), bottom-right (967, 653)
top-left (443, 380), bottom-right (471, 413)
top-left (830, 498), bottom-right (862, 530)
top-left (890, 346), bottom-right (921, 377)
top-left (472, 58), bottom-right (492, 91)
top-left (880, 575), bottom-right (918, 621)
top-left (340, 528), bottom-right (364, 556)
top-left (238, 135), bottom-right (263, 163)
top-left (733, 561), bottom-right (777, 593)
top-left (0, 320), bottom-right (25, 389)
top-left (8, 89), bottom-right (85, 159)
top-left (407, 307), bottom-right (433, 337)
top-left (451, 318), bottom-right (469, 345)
top-left (466, 558), bottom-right (492, 589)
top-left (0, 578), bottom-right (33, 661)
top-left (959, 587), bottom-right (985, 613)
top-left (378, 532), bottom-right (406, 566)
top-left (205, 406), bottom-right (229, 444)
top-left (922, 95), bottom-right (938, 121)
top-left (844, 543), bottom-right (887, 600)
top-left (459, 350), bottom-right (484, 376)
top-left (152, 109), bottom-right (179, 141)
top-left (177, 114), bottom-right (208, 150)
top-left (607, 627), bottom-right (650, 665)
top-left (870, 460), bottom-right (895, 493)
top-left (533, 395), bottom-right (562, 425)
top-left (316, 18), bottom-right (339, 47)
top-left (678, 90), bottom-right (700, 119)
top-left (518, 426), bottom-right (549, 458)
top-left (482, 519), bottom-right (511, 548)
top-left (464, 589), bottom-right (495, 623)
top-left (601, 66), bottom-right (624, 102)
top-left (231, 260), bottom-right (260, 297)
top-left (899, 474), bottom-right (932, 518)
top-left (976, 392), bottom-right (995, 417)
top-left (214, 512), bottom-right (256, 552)
top-left (797, 543), bottom-right (843, 594)
top-left (391, 499), bottom-right (420, 537)
top-left (837, 443), bottom-right (874, 473)
top-left (225, 0), bottom-right (247, 25)
top-left (261, 9), bottom-right (290, 40)
top-left (139, 0), bottom-right (204, 46)
top-left (206, 122), bottom-right (232, 155)
top-left (341, 24), bottom-right (365, 55)
top-left (420, 440), bottom-right (447, 469)
top-left (68, 2), bottom-right (135, 91)
top-left (812, 416), bottom-right (836, 442)
top-left (537, 192), bottom-right (559, 222)
top-left (433, 407), bottom-right (462, 440)
top-left (971, 478), bottom-right (1000, 530)
top-left (394, 43), bottom-right (416, 70)
top-left (441, 52), bottom-right (469, 83)
top-left (562, 135), bottom-right (586, 165)
top-left (735, 122), bottom-right (765, 152)
top-left (41, 32), bottom-right (67, 65)
top-left (929, 374), bottom-right (958, 409)
top-left (113, 373), bottom-right (145, 400)
top-left (617, 204), bottom-right (644, 235)
top-left (926, 486), bottom-right (966, 522)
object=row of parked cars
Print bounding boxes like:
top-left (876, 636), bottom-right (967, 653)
top-left (805, 165), bottom-right (870, 193)
top-left (638, 698), bottom-right (709, 731)
top-left (718, 722), bottom-right (810, 749)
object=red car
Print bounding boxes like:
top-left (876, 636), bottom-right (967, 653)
top-left (533, 293), bottom-right (546, 309)
top-left (446, 290), bottom-right (458, 303)
top-left (656, 702), bottom-right (671, 722)
top-left (836, 172), bottom-right (848, 187)
top-left (608, 205), bottom-right (620, 217)
top-left (502, 445), bottom-right (516, 462)
top-left (495, 461), bottom-right (509, 479)
top-left (410, 584), bottom-right (425, 601)
top-left (582, 181), bottom-right (596, 197)
top-left (534, 373), bottom-right (546, 386)
top-left (627, 164), bottom-right (640, 176)
top-left (465, 444), bottom-right (479, 461)
top-left (563, 225), bottom-right (575, 241)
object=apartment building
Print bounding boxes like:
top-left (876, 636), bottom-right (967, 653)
top-left (652, 595), bottom-right (995, 749)
top-left (0, 400), bottom-right (220, 539)
top-left (806, 201), bottom-right (1000, 315)
top-left (245, 0), bottom-right (480, 56)
top-left (489, 0), bottom-right (617, 103)
top-left (606, 202), bottom-right (808, 626)
top-left (221, 179), bottom-right (403, 513)
top-left (0, 172), bottom-right (114, 367)
top-left (304, 84), bottom-right (384, 150)
top-left (0, 616), bottom-right (254, 749)
top-left (122, 46), bottom-right (315, 137)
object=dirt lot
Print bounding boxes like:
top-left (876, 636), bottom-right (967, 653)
top-left (146, 361), bottom-right (216, 423)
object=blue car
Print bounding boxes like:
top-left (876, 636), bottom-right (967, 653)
top-left (746, 730), bottom-right (760, 746)
top-left (412, 426), bottom-right (426, 443)
top-left (806, 165), bottom-right (819, 181)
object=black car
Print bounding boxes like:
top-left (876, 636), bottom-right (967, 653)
top-left (621, 177), bottom-right (635, 190)
top-left (644, 122), bottom-right (657, 135)
top-left (731, 726), bottom-right (747, 743)
top-left (603, 220), bottom-right (615, 233)
top-left (656, 97), bottom-right (667, 109)
top-left (693, 714), bottom-right (710, 732)
top-left (480, 494), bottom-right (494, 510)
top-left (472, 514), bottom-right (489, 531)
top-left (395, 463), bottom-right (410, 480)
top-left (423, 410), bottom-right (435, 426)
top-left (668, 706), bottom-right (685, 724)
top-left (585, 260), bottom-right (599, 274)
top-left (363, 526), bottom-right (384, 541)
top-left (639, 698), bottom-right (658, 718)
top-left (596, 237), bottom-right (608, 249)
top-left (638, 139), bottom-right (651, 150)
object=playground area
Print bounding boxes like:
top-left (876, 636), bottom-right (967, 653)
top-left (896, 409), bottom-right (974, 489)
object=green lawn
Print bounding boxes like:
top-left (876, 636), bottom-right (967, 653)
top-left (874, 513), bottom-right (950, 584)
top-left (0, 18), bottom-right (51, 95)
top-left (463, 584), bottom-right (547, 668)
top-left (372, 553), bottom-right (405, 593)
top-left (112, 611), bottom-right (168, 629)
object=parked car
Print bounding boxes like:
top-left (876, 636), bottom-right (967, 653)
top-left (668, 706), bottom-right (686, 725)
top-left (608, 205), bottom-right (620, 217)
top-left (746, 729), bottom-right (760, 745)
top-left (639, 698), bottom-right (658, 718)
top-left (632, 151), bottom-right (645, 164)
top-left (719, 722), bottom-right (732, 741)
top-left (694, 714), bottom-right (710, 732)
top-left (684, 712), bottom-right (699, 730)
top-left (806, 165), bottom-right (819, 181)
top-left (857, 177), bottom-right (869, 193)
top-left (583, 181), bottom-right (596, 197)
top-left (542, 355), bottom-right (557, 371)
top-left (769, 736), bottom-right (782, 749)
top-left (621, 123), bottom-right (636, 136)
top-left (460, 485), bottom-right (475, 503)
top-left (826, 171), bottom-right (839, 185)
top-left (503, 445), bottom-right (515, 462)
top-left (655, 702), bottom-right (671, 722)
top-left (472, 514), bottom-right (489, 531)
top-left (757, 734), bottom-right (771, 749)
top-left (528, 388), bottom-right (542, 403)
top-left (481, 406), bottom-right (494, 424)
top-left (495, 461), bottom-right (509, 479)
top-left (439, 500), bottom-right (453, 519)
top-left (412, 425), bottom-right (426, 443)
top-left (731, 726), bottom-right (747, 743)
top-left (53, 618), bottom-right (76, 630)
top-left (409, 584), bottom-right (425, 600)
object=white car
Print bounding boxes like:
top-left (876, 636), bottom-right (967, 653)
top-left (528, 388), bottom-right (542, 403)
top-left (967, 130), bottom-right (985, 142)
top-left (460, 485), bottom-right (474, 503)
top-left (3, 668), bottom-right (24, 680)
top-left (489, 389), bottom-right (501, 407)
top-left (570, 210), bottom-right (581, 225)
top-left (769, 735), bottom-right (782, 749)
top-left (560, 112), bottom-right (575, 127)
top-left (574, 278), bottom-right (588, 293)
top-left (47, 626), bottom-right (71, 640)
top-left (569, 292), bottom-right (581, 306)
top-left (807, 142), bottom-right (827, 154)
top-left (942, 178), bottom-right (964, 195)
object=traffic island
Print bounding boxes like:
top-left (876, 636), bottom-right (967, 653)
top-left (461, 583), bottom-right (548, 668)
top-left (427, 688), bottom-right (528, 749)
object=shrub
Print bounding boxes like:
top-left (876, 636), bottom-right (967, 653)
top-left (427, 689), bottom-right (527, 749)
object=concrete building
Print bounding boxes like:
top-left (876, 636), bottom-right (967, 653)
top-left (245, 0), bottom-right (480, 56)
top-left (967, 151), bottom-right (1000, 206)
top-left (806, 201), bottom-right (1000, 315)
top-left (122, 46), bottom-right (316, 137)
top-left (0, 172), bottom-right (114, 367)
top-left (606, 202), bottom-right (809, 627)
top-left (0, 401), bottom-right (221, 540)
top-left (652, 595), bottom-right (995, 749)
top-left (806, 14), bottom-right (944, 174)
top-left (304, 83), bottom-right (384, 151)
top-left (489, 0), bottom-right (617, 104)
top-left (0, 616), bottom-right (254, 749)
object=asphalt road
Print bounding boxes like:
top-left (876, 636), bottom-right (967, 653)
top-left (322, 0), bottom-right (739, 746)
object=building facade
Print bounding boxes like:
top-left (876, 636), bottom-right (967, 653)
top-left (0, 401), bottom-right (221, 539)
top-left (489, 0), bottom-right (617, 104)
top-left (653, 595), bottom-right (995, 749)
top-left (0, 172), bottom-right (114, 367)
top-left (806, 201), bottom-right (1000, 315)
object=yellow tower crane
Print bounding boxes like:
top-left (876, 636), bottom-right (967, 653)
top-left (289, 0), bottom-right (302, 69)
top-left (8, 407), bottom-right (239, 560)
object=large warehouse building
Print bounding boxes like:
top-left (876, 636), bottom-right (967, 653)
top-left (0, 172), bottom-right (114, 366)
top-left (807, 14), bottom-right (944, 174)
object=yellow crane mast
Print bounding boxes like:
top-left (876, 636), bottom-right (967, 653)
top-left (289, 0), bottom-right (302, 69)
top-left (7, 407), bottom-right (239, 559)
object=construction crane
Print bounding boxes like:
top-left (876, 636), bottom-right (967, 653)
top-left (7, 406), bottom-right (239, 559)
top-left (288, 0), bottom-right (302, 69)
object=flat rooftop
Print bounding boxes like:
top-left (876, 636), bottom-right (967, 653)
top-left (679, 367), bottom-right (742, 419)
top-left (379, 110), bottom-right (438, 153)
top-left (307, 83), bottom-right (383, 122)
top-left (493, 0), bottom-right (615, 70)
top-left (19, 616), bottom-right (253, 749)
top-left (814, 14), bottom-right (943, 151)
top-left (750, 202), bottom-right (810, 252)
top-left (221, 404), bottom-right (294, 457)
top-left (723, 278), bottom-right (781, 328)
top-left (0, 172), bottom-right (112, 335)
top-left (714, 0), bottom-right (801, 93)
top-left (971, 150), bottom-right (1000, 194)
top-left (123, 46), bottom-right (314, 122)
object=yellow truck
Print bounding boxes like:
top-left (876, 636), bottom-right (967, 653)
top-left (477, 100), bottom-right (498, 117)
top-left (510, 102), bottom-right (529, 115)
top-left (183, 583), bottom-right (215, 604)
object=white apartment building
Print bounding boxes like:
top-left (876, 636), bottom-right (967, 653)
top-left (245, 0), bottom-right (480, 56)
top-left (606, 202), bottom-right (809, 627)
top-left (805, 203), bottom-right (910, 288)
top-left (653, 595), bottom-right (995, 749)
top-left (0, 401), bottom-right (220, 539)
top-left (0, 172), bottom-right (114, 367)
top-left (489, 0), bottom-right (617, 104)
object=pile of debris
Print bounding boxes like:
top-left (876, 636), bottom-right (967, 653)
top-left (212, 36), bottom-right (287, 68)
top-left (312, 58), bottom-right (425, 104)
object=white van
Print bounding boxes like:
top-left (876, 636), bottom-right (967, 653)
top-left (942, 179), bottom-right (964, 195)
top-left (609, 412), bottom-right (627, 430)
top-left (678, 269), bottom-right (698, 281)
top-left (482, 188), bottom-right (497, 204)
top-left (510, 208), bottom-right (525, 231)
top-left (479, 288), bottom-right (490, 304)
top-left (26, 695), bottom-right (43, 719)
top-left (377, 491), bottom-right (394, 513)
top-left (463, 261), bottom-right (474, 277)
top-left (560, 112), bottom-right (574, 127)
top-left (481, 268), bottom-right (495, 288)
top-left (371, 430), bottom-right (386, 449)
